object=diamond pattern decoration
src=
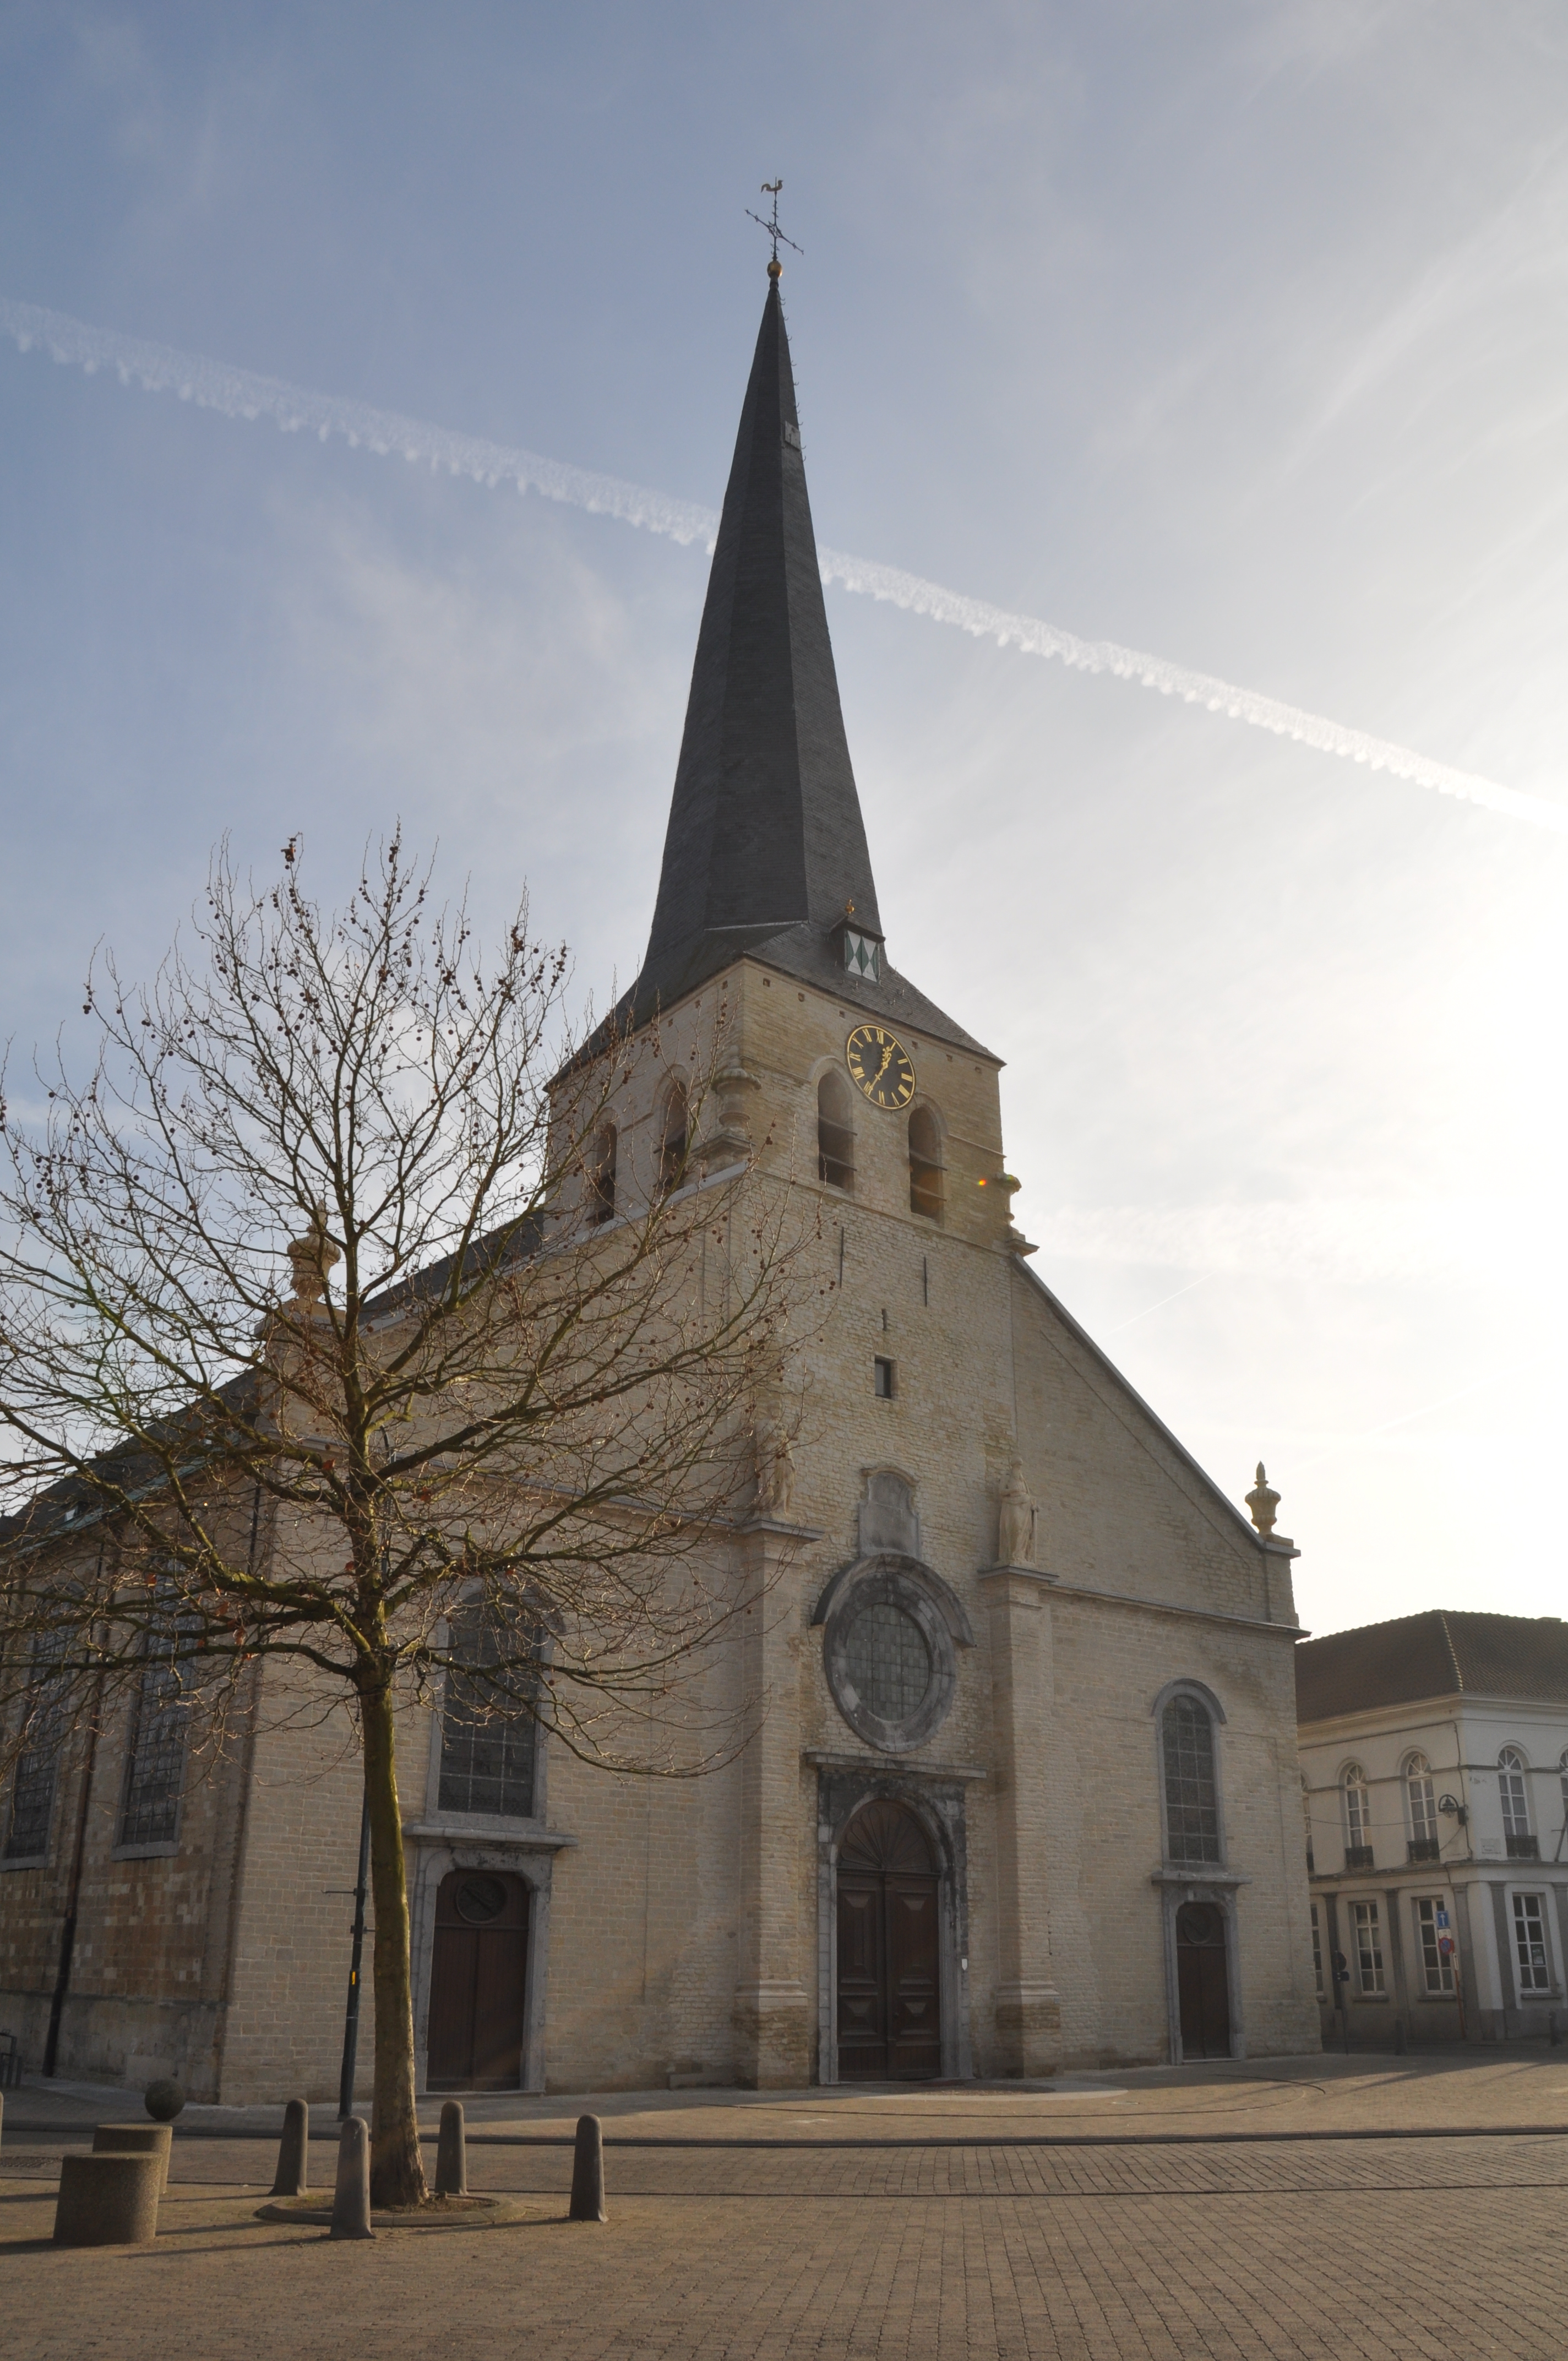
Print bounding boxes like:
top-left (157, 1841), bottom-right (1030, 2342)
top-left (843, 930), bottom-right (881, 981)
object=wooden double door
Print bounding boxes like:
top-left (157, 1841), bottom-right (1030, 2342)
top-left (836, 1799), bottom-right (942, 2081)
top-left (1175, 1900), bottom-right (1232, 2059)
top-left (426, 1869), bottom-right (530, 2091)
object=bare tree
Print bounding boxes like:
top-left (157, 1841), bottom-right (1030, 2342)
top-left (0, 834), bottom-right (810, 2208)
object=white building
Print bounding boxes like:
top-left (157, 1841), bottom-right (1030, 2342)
top-left (1297, 1611), bottom-right (1568, 2047)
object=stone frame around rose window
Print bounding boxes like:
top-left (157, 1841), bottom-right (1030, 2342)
top-left (815, 1553), bottom-right (973, 1754)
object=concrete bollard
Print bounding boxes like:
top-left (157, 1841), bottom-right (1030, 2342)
top-left (568, 2112), bottom-right (607, 2222)
top-left (54, 2152), bottom-right (161, 2246)
top-left (329, 2115), bottom-right (375, 2240)
top-left (271, 2098), bottom-right (310, 2197)
top-left (93, 2123), bottom-right (173, 2194)
top-left (435, 2099), bottom-right (467, 2196)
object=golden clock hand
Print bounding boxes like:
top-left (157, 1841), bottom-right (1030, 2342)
top-left (873, 1043), bottom-right (895, 1083)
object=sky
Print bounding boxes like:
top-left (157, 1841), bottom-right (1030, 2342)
top-left (1, 1), bottom-right (1565, 1639)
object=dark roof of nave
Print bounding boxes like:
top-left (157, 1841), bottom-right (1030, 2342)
top-left (1295, 1610), bottom-right (1568, 1723)
top-left (607, 273), bottom-right (990, 1063)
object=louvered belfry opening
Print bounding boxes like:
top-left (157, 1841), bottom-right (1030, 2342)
top-left (817, 1069), bottom-right (855, 1190)
top-left (836, 1799), bottom-right (941, 2081)
top-left (907, 1106), bottom-right (943, 1221)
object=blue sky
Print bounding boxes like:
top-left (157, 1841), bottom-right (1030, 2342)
top-left (2, 2), bottom-right (1566, 1634)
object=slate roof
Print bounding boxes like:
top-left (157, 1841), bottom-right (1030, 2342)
top-left (611, 274), bottom-right (989, 1062)
top-left (1295, 1609), bottom-right (1568, 1724)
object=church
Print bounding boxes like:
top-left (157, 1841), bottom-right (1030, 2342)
top-left (0, 265), bottom-right (1320, 2097)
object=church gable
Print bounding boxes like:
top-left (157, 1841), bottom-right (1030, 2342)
top-left (1008, 1259), bottom-right (1289, 1628)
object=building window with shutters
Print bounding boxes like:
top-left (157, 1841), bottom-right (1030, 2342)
top-left (1161, 1694), bottom-right (1222, 1866)
top-left (1413, 1897), bottom-right (1456, 1995)
top-left (1404, 1752), bottom-right (1439, 1862)
top-left (1351, 1899), bottom-right (1386, 1995)
top-left (1499, 1748), bottom-right (1538, 1859)
top-left (1342, 1765), bottom-right (1373, 1869)
top-left (1512, 1893), bottom-right (1551, 1995)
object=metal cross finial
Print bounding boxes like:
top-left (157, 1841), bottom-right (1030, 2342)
top-left (747, 180), bottom-right (803, 270)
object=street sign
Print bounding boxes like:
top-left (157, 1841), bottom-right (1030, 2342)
top-left (1435, 1907), bottom-right (1450, 1930)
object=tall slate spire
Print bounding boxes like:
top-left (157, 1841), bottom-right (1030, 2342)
top-left (631, 273), bottom-right (878, 995)
top-left (618, 268), bottom-right (987, 1059)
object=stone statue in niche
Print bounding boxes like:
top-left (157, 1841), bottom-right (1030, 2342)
top-left (753, 1407), bottom-right (796, 1520)
top-left (858, 1470), bottom-right (919, 1559)
top-left (997, 1459), bottom-right (1037, 1568)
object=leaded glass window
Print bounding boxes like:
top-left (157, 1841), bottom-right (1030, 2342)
top-left (4, 1632), bottom-right (68, 1859)
top-left (438, 1607), bottom-right (537, 1818)
top-left (119, 1600), bottom-right (193, 1848)
top-left (1343, 1766), bottom-right (1371, 1857)
top-left (843, 1603), bottom-right (932, 1724)
top-left (1161, 1695), bottom-right (1221, 1864)
top-left (1406, 1753), bottom-right (1438, 1858)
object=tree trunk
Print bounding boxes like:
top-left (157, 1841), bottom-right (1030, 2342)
top-left (361, 1673), bottom-right (429, 2210)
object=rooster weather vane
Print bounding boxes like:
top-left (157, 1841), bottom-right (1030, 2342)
top-left (747, 180), bottom-right (803, 269)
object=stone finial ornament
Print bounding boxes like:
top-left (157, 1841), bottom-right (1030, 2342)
top-left (997, 1459), bottom-right (1037, 1568)
top-left (1246, 1462), bottom-right (1281, 1537)
top-left (753, 1406), bottom-right (796, 1520)
top-left (286, 1205), bottom-right (340, 1306)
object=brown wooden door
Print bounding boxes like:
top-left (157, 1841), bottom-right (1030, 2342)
top-left (1175, 1900), bottom-right (1232, 2059)
top-left (836, 1800), bottom-right (941, 2081)
top-left (426, 1870), bottom-right (529, 2090)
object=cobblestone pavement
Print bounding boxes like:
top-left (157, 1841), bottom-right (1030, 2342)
top-left (5, 2053), bottom-right (1568, 2359)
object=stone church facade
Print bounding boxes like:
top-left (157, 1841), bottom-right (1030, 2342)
top-left (0, 268), bottom-right (1321, 2099)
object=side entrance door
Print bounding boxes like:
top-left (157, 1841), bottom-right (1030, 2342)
top-left (836, 1799), bottom-right (941, 2080)
top-left (1175, 1900), bottom-right (1232, 2059)
top-left (426, 1869), bottom-right (530, 2090)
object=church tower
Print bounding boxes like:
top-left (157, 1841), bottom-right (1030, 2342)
top-left (524, 263), bottom-right (1321, 2088)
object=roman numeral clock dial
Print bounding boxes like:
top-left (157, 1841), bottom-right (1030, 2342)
top-left (845, 1024), bottom-right (916, 1110)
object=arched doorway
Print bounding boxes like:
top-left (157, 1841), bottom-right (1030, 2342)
top-left (1175, 1900), bottom-right (1232, 2059)
top-left (426, 1869), bottom-right (530, 2090)
top-left (836, 1798), bottom-right (941, 2080)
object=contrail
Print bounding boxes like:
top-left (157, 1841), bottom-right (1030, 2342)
top-left (4, 293), bottom-right (1562, 835)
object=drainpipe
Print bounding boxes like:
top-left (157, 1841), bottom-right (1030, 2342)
top-left (43, 1659), bottom-right (106, 2078)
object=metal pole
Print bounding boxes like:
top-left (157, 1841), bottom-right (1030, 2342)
top-left (337, 1789), bottom-right (371, 2120)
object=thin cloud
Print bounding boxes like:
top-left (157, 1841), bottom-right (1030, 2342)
top-left (4, 293), bottom-right (1562, 836)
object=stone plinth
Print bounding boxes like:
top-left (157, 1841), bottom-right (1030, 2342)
top-left (54, 2153), bottom-right (161, 2246)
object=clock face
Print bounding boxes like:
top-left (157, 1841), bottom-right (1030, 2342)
top-left (846, 1024), bottom-right (916, 1109)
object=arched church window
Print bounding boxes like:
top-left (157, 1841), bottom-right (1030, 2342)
top-left (438, 1604), bottom-right (537, 1819)
top-left (908, 1105), bottom-right (943, 1221)
top-left (586, 1125), bottom-right (617, 1224)
top-left (118, 1578), bottom-right (195, 1849)
top-left (1160, 1694), bottom-right (1221, 1865)
top-left (1404, 1752), bottom-right (1438, 1859)
top-left (816, 1542), bottom-right (969, 1756)
top-left (816, 1070), bottom-right (855, 1191)
top-left (657, 1081), bottom-right (688, 1195)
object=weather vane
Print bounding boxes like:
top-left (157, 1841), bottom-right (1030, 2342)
top-left (747, 180), bottom-right (803, 270)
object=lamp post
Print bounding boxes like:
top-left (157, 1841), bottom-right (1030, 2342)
top-left (337, 1792), bottom-right (371, 2119)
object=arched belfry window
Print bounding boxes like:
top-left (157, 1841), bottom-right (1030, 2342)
top-left (908, 1106), bottom-right (943, 1221)
top-left (657, 1081), bottom-right (688, 1195)
top-left (1159, 1692), bottom-right (1221, 1865)
top-left (817, 1070), bottom-right (854, 1192)
top-left (586, 1124), bottom-right (617, 1224)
